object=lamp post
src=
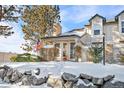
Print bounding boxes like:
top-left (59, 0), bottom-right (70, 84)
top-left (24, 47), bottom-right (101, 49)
top-left (103, 33), bottom-right (105, 65)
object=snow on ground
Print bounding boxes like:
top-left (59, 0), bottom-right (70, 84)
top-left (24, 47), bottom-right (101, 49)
top-left (0, 62), bottom-right (124, 87)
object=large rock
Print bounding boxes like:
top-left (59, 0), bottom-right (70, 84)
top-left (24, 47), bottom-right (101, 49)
top-left (3, 65), bottom-right (11, 70)
top-left (22, 75), bottom-right (44, 85)
top-left (64, 81), bottom-right (74, 88)
top-left (0, 65), bottom-right (11, 79)
top-left (82, 79), bottom-right (91, 85)
top-left (113, 81), bottom-right (124, 88)
top-left (0, 69), bottom-right (5, 79)
top-left (0, 66), bottom-right (4, 70)
top-left (21, 75), bottom-right (32, 85)
top-left (6, 68), bottom-right (13, 77)
top-left (62, 72), bottom-right (78, 83)
top-left (32, 77), bottom-right (47, 85)
top-left (10, 70), bottom-right (22, 82)
top-left (92, 77), bottom-right (104, 86)
top-left (103, 75), bottom-right (115, 82)
top-left (27, 75), bottom-right (37, 85)
top-left (33, 68), bottom-right (40, 75)
top-left (35, 77), bottom-right (47, 85)
top-left (24, 70), bottom-right (32, 76)
top-left (102, 81), bottom-right (117, 88)
top-left (3, 76), bottom-right (10, 83)
top-left (89, 85), bottom-right (99, 88)
top-left (0, 69), bottom-right (7, 80)
top-left (76, 79), bottom-right (92, 88)
top-left (74, 84), bottom-right (88, 88)
top-left (47, 75), bottom-right (63, 88)
top-left (80, 73), bottom-right (93, 81)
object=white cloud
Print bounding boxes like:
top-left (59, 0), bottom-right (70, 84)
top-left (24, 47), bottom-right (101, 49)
top-left (0, 22), bottom-right (25, 53)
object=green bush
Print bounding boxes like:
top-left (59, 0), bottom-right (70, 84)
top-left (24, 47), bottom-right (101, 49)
top-left (89, 44), bottom-right (103, 63)
top-left (10, 53), bottom-right (41, 62)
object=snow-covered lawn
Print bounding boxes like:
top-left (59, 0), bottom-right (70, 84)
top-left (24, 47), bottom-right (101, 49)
top-left (0, 62), bottom-right (124, 87)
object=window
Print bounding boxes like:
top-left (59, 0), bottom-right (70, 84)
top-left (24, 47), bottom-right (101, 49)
top-left (93, 24), bottom-right (101, 35)
top-left (94, 30), bottom-right (100, 35)
top-left (63, 43), bottom-right (67, 57)
top-left (55, 43), bottom-right (60, 57)
top-left (70, 43), bottom-right (75, 59)
top-left (63, 43), bottom-right (68, 60)
top-left (121, 21), bottom-right (124, 33)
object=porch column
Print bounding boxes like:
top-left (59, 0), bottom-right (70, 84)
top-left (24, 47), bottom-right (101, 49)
top-left (81, 46), bottom-right (87, 62)
top-left (68, 43), bottom-right (70, 60)
top-left (60, 42), bottom-right (63, 61)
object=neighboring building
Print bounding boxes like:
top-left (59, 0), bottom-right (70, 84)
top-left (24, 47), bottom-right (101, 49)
top-left (0, 52), bottom-right (17, 62)
top-left (41, 10), bottom-right (124, 62)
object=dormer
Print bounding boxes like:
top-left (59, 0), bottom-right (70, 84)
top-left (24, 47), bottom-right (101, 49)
top-left (115, 10), bottom-right (124, 34)
top-left (89, 14), bottom-right (106, 36)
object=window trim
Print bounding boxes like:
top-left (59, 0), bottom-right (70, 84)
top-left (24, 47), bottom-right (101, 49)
top-left (94, 29), bottom-right (100, 35)
top-left (121, 21), bottom-right (124, 33)
top-left (92, 23), bottom-right (102, 36)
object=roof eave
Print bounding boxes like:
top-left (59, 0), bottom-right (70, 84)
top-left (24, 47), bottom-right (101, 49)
top-left (115, 10), bottom-right (124, 20)
top-left (89, 14), bottom-right (106, 22)
top-left (41, 35), bottom-right (80, 39)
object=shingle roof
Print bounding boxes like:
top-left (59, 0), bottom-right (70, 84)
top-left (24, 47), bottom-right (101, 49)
top-left (60, 28), bottom-right (85, 37)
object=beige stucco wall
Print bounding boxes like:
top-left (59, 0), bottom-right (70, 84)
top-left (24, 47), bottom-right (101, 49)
top-left (103, 23), bottom-right (118, 43)
top-left (85, 25), bottom-right (92, 35)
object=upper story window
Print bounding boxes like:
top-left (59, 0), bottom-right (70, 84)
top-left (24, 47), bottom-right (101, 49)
top-left (121, 21), bottom-right (124, 33)
top-left (93, 24), bottom-right (101, 35)
top-left (94, 30), bottom-right (100, 35)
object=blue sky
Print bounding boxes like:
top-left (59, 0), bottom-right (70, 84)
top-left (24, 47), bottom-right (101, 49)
top-left (0, 5), bottom-right (124, 53)
top-left (60, 5), bottom-right (124, 32)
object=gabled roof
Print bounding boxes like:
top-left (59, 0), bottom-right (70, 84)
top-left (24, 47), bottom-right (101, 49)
top-left (60, 28), bottom-right (85, 37)
top-left (89, 14), bottom-right (106, 22)
top-left (115, 10), bottom-right (124, 19)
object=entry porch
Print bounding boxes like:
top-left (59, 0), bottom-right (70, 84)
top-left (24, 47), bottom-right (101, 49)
top-left (41, 37), bottom-right (89, 62)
